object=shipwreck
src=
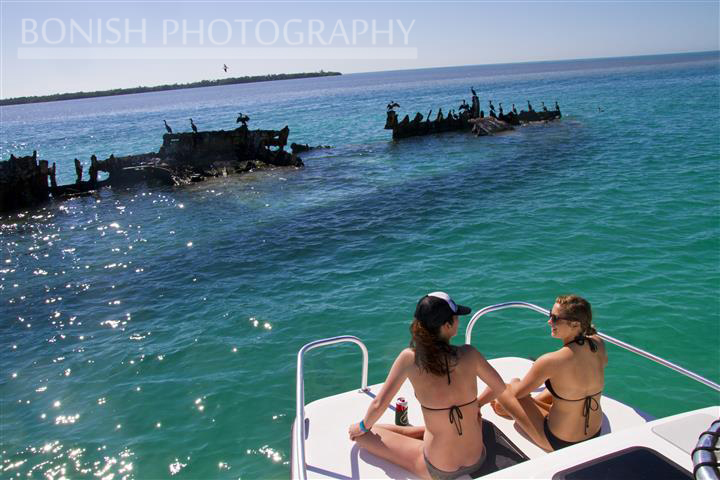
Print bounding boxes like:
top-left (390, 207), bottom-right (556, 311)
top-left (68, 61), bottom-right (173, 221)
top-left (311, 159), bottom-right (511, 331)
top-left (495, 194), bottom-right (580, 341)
top-left (0, 124), bottom-right (303, 213)
top-left (384, 91), bottom-right (562, 140)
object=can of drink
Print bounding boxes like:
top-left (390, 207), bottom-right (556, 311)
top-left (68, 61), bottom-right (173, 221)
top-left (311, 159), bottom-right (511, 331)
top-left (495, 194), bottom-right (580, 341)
top-left (395, 397), bottom-right (409, 426)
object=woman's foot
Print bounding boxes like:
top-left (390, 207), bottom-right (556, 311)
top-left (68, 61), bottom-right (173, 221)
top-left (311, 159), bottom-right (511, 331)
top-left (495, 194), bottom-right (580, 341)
top-left (490, 399), bottom-right (512, 419)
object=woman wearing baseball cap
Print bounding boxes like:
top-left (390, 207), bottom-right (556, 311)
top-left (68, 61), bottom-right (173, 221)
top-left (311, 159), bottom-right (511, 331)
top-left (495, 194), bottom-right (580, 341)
top-left (348, 292), bottom-right (507, 479)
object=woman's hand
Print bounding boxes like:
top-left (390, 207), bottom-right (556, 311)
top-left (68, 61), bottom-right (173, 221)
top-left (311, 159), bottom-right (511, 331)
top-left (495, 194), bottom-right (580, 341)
top-left (476, 385), bottom-right (496, 408)
top-left (348, 422), bottom-right (367, 441)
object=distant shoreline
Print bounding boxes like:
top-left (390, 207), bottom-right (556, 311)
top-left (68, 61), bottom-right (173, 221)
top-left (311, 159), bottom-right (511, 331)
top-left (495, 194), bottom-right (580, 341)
top-left (0, 71), bottom-right (341, 106)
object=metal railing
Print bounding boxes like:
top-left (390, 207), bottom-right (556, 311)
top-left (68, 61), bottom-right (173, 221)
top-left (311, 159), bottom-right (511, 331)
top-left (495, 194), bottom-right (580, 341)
top-left (294, 336), bottom-right (369, 480)
top-left (465, 301), bottom-right (720, 392)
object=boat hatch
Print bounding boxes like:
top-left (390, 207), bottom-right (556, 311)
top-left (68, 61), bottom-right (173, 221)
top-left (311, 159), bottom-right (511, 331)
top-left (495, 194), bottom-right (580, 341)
top-left (551, 446), bottom-right (693, 480)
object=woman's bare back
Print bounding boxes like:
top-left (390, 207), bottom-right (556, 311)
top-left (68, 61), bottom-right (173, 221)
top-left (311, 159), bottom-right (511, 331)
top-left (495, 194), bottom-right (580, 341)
top-left (408, 345), bottom-right (486, 471)
top-left (546, 336), bottom-right (607, 441)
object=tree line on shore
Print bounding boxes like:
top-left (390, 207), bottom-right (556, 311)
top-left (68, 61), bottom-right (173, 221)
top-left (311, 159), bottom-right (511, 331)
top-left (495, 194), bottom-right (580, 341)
top-left (0, 71), bottom-right (341, 106)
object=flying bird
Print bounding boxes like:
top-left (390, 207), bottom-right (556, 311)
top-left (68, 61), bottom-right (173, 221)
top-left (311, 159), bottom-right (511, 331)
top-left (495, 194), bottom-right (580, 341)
top-left (163, 120), bottom-right (173, 134)
top-left (223, 64), bottom-right (229, 73)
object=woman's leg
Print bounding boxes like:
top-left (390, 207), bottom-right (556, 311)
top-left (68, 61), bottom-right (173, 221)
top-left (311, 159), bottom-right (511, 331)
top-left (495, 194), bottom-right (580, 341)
top-left (514, 395), bottom-right (552, 451)
top-left (532, 389), bottom-right (553, 415)
top-left (493, 378), bottom-right (553, 451)
top-left (355, 425), bottom-right (430, 479)
top-left (372, 424), bottom-right (425, 439)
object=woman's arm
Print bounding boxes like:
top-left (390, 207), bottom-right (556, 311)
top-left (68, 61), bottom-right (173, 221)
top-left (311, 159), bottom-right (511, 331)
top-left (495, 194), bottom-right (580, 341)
top-left (349, 349), bottom-right (413, 440)
top-left (505, 353), bottom-right (555, 398)
top-left (474, 348), bottom-right (507, 399)
top-left (476, 385), bottom-right (496, 407)
top-left (496, 353), bottom-right (556, 446)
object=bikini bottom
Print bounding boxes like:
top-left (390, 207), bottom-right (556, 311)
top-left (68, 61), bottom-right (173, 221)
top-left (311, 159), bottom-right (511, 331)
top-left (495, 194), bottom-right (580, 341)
top-left (423, 447), bottom-right (487, 480)
top-left (543, 417), bottom-right (601, 451)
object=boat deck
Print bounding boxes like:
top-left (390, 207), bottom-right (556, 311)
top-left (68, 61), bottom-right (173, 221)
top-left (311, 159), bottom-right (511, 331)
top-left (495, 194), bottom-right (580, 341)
top-left (297, 357), bottom-right (653, 479)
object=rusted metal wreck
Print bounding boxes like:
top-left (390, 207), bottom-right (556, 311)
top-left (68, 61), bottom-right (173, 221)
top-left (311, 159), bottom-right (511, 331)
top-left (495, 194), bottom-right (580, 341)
top-left (0, 124), bottom-right (302, 213)
top-left (384, 91), bottom-right (561, 140)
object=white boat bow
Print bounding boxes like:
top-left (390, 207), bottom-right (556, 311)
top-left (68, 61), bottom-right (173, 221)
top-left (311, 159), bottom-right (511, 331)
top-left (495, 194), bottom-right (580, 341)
top-left (292, 302), bottom-right (720, 480)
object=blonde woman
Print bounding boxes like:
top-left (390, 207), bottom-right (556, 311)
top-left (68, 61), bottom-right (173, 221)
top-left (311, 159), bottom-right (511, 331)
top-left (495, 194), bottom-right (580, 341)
top-left (483, 295), bottom-right (607, 451)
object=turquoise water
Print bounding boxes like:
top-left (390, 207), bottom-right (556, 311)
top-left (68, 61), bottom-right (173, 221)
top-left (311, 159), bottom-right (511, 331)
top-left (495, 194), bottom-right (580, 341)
top-left (1, 52), bottom-right (719, 478)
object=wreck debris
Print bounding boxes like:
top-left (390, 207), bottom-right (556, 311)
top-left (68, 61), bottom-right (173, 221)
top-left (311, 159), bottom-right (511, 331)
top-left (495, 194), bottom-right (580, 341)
top-left (1, 124), bottom-right (303, 213)
top-left (385, 89), bottom-right (562, 140)
top-left (0, 151), bottom-right (51, 212)
top-left (290, 143), bottom-right (333, 154)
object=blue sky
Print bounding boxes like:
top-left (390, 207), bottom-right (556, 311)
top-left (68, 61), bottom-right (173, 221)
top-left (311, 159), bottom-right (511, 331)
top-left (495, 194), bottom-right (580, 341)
top-left (1, 0), bottom-right (718, 99)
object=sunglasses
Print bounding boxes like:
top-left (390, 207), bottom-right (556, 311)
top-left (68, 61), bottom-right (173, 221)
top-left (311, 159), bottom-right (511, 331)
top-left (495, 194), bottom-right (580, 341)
top-left (548, 313), bottom-right (576, 324)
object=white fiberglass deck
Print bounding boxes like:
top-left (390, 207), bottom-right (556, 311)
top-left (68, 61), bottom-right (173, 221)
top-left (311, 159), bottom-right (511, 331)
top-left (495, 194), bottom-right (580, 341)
top-left (295, 357), bottom-right (652, 479)
top-left (483, 405), bottom-right (719, 479)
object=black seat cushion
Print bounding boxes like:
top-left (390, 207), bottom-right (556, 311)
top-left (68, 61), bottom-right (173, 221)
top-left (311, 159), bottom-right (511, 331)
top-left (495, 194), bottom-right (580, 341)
top-left (471, 419), bottom-right (529, 477)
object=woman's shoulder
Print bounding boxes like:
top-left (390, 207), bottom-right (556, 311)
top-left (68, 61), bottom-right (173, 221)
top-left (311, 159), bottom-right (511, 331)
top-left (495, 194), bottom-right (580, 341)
top-left (539, 348), bottom-right (571, 365)
top-left (457, 344), bottom-right (480, 357)
top-left (456, 345), bottom-right (487, 365)
top-left (397, 347), bottom-right (416, 362)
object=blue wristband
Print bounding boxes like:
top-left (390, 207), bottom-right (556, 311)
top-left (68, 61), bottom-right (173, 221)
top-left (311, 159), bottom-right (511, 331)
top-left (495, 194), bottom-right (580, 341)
top-left (359, 420), bottom-right (369, 433)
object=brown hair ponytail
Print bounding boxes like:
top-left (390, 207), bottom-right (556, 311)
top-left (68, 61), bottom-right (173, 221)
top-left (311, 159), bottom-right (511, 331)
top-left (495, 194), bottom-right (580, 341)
top-left (409, 317), bottom-right (457, 377)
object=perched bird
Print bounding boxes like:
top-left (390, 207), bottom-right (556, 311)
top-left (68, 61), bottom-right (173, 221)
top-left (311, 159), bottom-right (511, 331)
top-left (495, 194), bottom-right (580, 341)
top-left (386, 101), bottom-right (400, 111)
top-left (471, 87), bottom-right (478, 97)
top-left (555, 101), bottom-right (560, 111)
top-left (527, 100), bottom-right (533, 112)
top-left (236, 113), bottom-right (250, 126)
top-left (190, 118), bottom-right (198, 133)
top-left (499, 102), bottom-right (504, 115)
top-left (542, 101), bottom-right (548, 112)
top-left (163, 120), bottom-right (173, 134)
top-left (223, 64), bottom-right (229, 73)
top-left (512, 103), bottom-right (518, 115)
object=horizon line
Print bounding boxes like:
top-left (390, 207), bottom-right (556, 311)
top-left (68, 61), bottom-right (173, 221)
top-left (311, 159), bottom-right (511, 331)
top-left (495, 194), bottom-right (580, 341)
top-left (1, 49), bottom-right (717, 103)
top-left (349, 48), bottom-right (719, 75)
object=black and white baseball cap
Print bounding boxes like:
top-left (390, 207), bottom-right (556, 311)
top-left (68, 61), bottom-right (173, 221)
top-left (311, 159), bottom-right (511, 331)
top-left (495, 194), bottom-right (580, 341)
top-left (414, 291), bottom-right (471, 329)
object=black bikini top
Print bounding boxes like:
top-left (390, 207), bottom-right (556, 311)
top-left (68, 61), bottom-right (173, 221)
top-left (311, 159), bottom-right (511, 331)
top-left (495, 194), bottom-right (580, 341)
top-left (566, 334), bottom-right (598, 352)
top-left (420, 398), bottom-right (477, 436)
top-left (544, 335), bottom-right (602, 434)
top-left (418, 354), bottom-right (476, 436)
